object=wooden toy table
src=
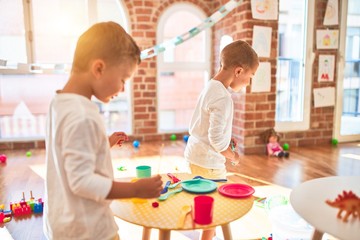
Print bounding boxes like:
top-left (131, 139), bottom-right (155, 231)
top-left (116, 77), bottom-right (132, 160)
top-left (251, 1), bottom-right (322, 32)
top-left (110, 173), bottom-right (254, 240)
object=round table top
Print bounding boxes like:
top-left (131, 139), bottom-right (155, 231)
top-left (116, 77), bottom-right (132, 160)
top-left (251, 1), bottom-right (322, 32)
top-left (290, 176), bottom-right (360, 240)
top-left (111, 173), bottom-right (254, 230)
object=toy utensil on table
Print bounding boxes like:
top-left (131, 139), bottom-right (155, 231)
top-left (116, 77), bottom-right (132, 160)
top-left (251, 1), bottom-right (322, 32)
top-left (160, 181), bottom-right (171, 194)
top-left (158, 188), bottom-right (183, 201)
top-left (167, 173), bottom-right (181, 183)
top-left (193, 175), bottom-right (227, 182)
top-left (168, 179), bottom-right (200, 189)
top-left (177, 205), bottom-right (192, 228)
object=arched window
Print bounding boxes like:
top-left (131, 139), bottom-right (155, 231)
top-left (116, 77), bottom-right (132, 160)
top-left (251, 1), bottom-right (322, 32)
top-left (0, 0), bottom-right (131, 140)
top-left (157, 3), bottom-right (211, 132)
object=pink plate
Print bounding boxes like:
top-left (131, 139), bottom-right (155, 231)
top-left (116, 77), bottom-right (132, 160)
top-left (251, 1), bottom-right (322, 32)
top-left (218, 183), bottom-right (255, 198)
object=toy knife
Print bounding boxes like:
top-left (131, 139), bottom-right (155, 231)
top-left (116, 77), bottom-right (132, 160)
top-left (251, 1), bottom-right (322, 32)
top-left (167, 173), bottom-right (181, 183)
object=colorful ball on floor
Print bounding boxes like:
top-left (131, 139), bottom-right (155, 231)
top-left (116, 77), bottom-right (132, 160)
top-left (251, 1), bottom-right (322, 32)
top-left (183, 135), bottom-right (189, 143)
top-left (283, 143), bottom-right (289, 151)
top-left (331, 138), bottom-right (338, 146)
top-left (170, 134), bottom-right (177, 141)
top-left (133, 140), bottom-right (140, 148)
top-left (26, 151), bottom-right (32, 157)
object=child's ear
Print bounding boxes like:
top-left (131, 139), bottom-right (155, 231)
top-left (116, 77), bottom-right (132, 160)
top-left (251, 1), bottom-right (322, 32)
top-left (234, 66), bottom-right (243, 77)
top-left (92, 59), bottom-right (105, 78)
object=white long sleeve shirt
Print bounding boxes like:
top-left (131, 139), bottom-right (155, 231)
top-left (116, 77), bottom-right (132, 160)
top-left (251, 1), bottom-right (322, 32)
top-left (184, 79), bottom-right (234, 169)
top-left (44, 93), bottom-right (118, 240)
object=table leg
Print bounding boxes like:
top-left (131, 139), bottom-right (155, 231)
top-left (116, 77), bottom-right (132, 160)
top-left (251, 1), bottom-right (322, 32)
top-left (221, 223), bottom-right (233, 240)
top-left (311, 229), bottom-right (324, 240)
top-left (158, 230), bottom-right (171, 240)
top-left (142, 227), bottom-right (151, 240)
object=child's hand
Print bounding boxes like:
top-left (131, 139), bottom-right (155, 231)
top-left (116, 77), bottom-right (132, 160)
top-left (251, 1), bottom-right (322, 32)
top-left (231, 151), bottom-right (240, 166)
top-left (230, 138), bottom-right (237, 151)
top-left (109, 132), bottom-right (129, 147)
top-left (133, 175), bottom-right (163, 198)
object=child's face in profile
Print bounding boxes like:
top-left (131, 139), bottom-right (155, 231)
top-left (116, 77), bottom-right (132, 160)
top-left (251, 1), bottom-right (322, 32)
top-left (95, 60), bottom-right (138, 103)
top-left (230, 64), bottom-right (258, 92)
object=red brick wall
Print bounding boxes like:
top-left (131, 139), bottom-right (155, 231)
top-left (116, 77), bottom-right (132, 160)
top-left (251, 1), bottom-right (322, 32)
top-left (5, 0), bottom-right (338, 153)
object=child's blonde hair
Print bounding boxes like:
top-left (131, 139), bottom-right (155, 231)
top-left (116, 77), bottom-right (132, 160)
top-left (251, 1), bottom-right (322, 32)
top-left (72, 21), bottom-right (141, 72)
top-left (220, 40), bottom-right (258, 70)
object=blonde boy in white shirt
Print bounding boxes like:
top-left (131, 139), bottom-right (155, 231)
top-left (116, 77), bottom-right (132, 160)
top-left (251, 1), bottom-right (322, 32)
top-left (44, 22), bottom-right (163, 240)
top-left (184, 40), bottom-right (259, 240)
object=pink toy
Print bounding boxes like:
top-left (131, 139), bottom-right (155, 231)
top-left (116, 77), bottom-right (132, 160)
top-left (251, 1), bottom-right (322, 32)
top-left (0, 154), bottom-right (7, 163)
top-left (266, 129), bottom-right (289, 158)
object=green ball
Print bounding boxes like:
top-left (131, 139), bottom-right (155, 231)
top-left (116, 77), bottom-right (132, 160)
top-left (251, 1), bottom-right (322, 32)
top-left (283, 143), bottom-right (289, 151)
top-left (331, 138), bottom-right (338, 146)
top-left (26, 151), bottom-right (32, 157)
top-left (170, 134), bottom-right (177, 141)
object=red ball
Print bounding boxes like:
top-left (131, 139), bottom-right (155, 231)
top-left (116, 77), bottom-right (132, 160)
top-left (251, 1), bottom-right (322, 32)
top-left (0, 154), bottom-right (7, 163)
top-left (152, 201), bottom-right (159, 208)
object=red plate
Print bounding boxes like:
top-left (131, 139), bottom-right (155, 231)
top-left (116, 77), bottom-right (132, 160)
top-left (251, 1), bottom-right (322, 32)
top-left (218, 183), bottom-right (255, 198)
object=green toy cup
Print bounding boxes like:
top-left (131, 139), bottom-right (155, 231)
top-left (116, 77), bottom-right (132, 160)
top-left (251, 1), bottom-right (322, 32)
top-left (136, 165), bottom-right (151, 178)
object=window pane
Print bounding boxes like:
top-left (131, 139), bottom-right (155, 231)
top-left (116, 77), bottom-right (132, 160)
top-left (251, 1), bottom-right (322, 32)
top-left (0, 0), bottom-right (27, 64)
top-left (163, 11), bottom-right (204, 62)
top-left (32, 0), bottom-right (88, 64)
top-left (0, 74), bottom-right (67, 139)
top-left (0, 0), bottom-right (131, 140)
top-left (276, 0), bottom-right (306, 122)
top-left (158, 71), bottom-right (207, 132)
top-left (341, 0), bottom-right (360, 136)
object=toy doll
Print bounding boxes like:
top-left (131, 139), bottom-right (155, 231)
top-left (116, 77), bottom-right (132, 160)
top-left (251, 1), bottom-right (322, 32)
top-left (266, 130), bottom-right (289, 158)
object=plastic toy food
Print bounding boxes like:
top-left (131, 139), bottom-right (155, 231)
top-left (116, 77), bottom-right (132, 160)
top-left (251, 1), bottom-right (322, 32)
top-left (325, 190), bottom-right (360, 222)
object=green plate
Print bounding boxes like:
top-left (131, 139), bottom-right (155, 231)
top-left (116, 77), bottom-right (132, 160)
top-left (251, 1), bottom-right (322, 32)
top-left (181, 179), bottom-right (217, 193)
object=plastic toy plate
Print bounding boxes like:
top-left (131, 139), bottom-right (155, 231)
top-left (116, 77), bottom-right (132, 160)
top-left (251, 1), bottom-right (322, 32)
top-left (181, 179), bottom-right (217, 193)
top-left (218, 183), bottom-right (255, 198)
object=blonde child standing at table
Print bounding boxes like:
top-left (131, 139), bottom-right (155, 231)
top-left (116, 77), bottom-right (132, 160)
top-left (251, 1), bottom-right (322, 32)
top-left (44, 22), bottom-right (163, 240)
top-left (184, 40), bottom-right (258, 240)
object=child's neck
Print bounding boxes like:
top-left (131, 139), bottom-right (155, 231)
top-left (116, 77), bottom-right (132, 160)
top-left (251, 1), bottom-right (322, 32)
top-left (213, 69), bottom-right (233, 89)
top-left (61, 72), bottom-right (93, 100)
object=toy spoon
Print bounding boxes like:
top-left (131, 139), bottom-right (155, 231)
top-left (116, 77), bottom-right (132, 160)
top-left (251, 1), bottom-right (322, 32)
top-left (192, 175), bottom-right (227, 182)
top-left (158, 188), bottom-right (183, 201)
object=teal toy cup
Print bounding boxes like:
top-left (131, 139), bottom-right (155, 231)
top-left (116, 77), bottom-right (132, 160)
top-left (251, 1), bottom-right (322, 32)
top-left (136, 165), bottom-right (151, 178)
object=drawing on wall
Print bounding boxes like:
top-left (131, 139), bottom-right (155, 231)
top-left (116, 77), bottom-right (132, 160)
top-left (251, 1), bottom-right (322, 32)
top-left (251, 62), bottom-right (271, 93)
top-left (251, 0), bottom-right (278, 20)
top-left (252, 25), bottom-right (272, 58)
top-left (316, 29), bottom-right (339, 49)
top-left (313, 87), bottom-right (335, 108)
top-left (318, 55), bottom-right (335, 82)
top-left (324, 0), bottom-right (339, 26)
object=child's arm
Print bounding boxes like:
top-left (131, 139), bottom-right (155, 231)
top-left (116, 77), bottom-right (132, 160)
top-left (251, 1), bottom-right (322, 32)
top-left (108, 132), bottom-right (129, 148)
top-left (106, 175), bottom-right (163, 199)
top-left (277, 143), bottom-right (284, 151)
top-left (220, 145), bottom-right (240, 164)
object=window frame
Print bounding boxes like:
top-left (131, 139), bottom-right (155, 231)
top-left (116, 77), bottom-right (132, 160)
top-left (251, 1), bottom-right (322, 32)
top-left (275, 0), bottom-right (314, 132)
top-left (156, 3), bottom-right (211, 133)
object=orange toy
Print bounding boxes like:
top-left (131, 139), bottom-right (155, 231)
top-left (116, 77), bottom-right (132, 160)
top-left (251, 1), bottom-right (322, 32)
top-left (325, 190), bottom-right (360, 222)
